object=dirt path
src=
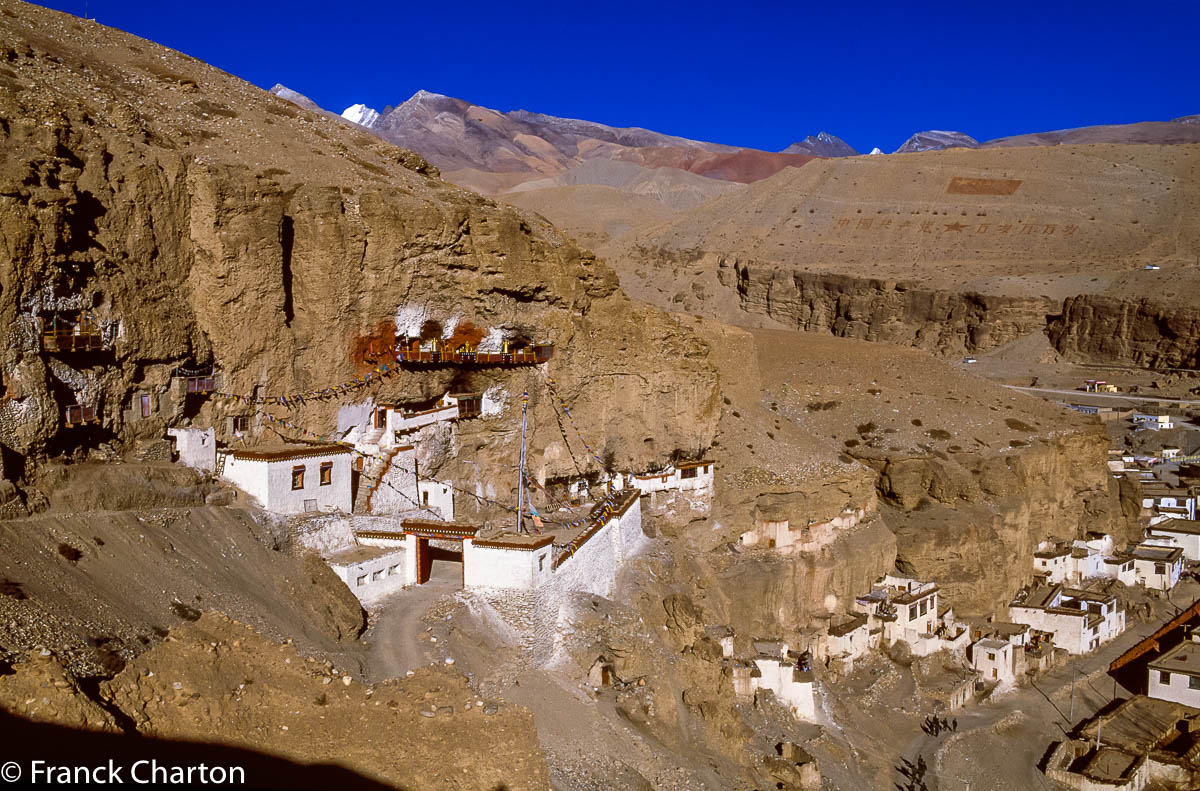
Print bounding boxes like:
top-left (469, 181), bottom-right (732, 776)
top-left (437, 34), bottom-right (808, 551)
top-left (363, 561), bottom-right (461, 682)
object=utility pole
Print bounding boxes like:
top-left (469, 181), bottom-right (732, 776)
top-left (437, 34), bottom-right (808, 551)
top-left (1069, 667), bottom-right (1077, 723)
top-left (516, 391), bottom-right (529, 534)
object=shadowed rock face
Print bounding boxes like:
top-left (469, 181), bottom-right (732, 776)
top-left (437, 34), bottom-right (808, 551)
top-left (0, 0), bottom-right (719, 511)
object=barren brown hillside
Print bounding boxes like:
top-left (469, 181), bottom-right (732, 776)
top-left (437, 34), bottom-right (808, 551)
top-left (612, 143), bottom-right (1200, 367)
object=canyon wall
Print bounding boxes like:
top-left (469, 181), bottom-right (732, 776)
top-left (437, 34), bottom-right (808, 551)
top-left (717, 257), bottom-right (1053, 356)
top-left (1049, 294), bottom-right (1200, 370)
top-left (619, 248), bottom-right (1200, 371)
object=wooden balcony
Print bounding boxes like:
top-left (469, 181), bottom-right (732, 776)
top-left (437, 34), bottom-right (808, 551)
top-left (185, 375), bottom-right (217, 394)
top-left (41, 317), bottom-right (103, 353)
top-left (390, 341), bottom-right (554, 367)
top-left (64, 405), bottom-right (98, 426)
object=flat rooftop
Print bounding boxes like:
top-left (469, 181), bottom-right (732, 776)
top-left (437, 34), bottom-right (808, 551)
top-left (1148, 641), bottom-right (1200, 677)
top-left (1151, 519), bottom-right (1200, 536)
top-left (829, 615), bottom-right (867, 637)
top-left (1131, 544), bottom-right (1184, 562)
top-left (230, 443), bottom-right (352, 461)
top-left (326, 544), bottom-right (403, 566)
top-left (1080, 695), bottom-right (1200, 754)
top-left (975, 638), bottom-right (1009, 651)
top-left (472, 532), bottom-right (555, 551)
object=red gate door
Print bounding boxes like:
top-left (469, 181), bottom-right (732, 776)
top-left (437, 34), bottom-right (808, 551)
top-left (416, 538), bottom-right (432, 584)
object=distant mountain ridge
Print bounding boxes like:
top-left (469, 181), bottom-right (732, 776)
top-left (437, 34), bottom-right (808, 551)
top-left (781, 132), bottom-right (857, 157)
top-left (269, 83), bottom-right (1199, 178)
top-left (895, 130), bottom-right (980, 154)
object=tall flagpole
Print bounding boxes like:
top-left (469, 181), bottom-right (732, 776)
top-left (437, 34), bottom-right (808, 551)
top-left (517, 391), bottom-right (529, 534)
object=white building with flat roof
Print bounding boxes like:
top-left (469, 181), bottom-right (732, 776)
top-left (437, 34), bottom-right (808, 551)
top-left (1129, 540), bottom-right (1185, 591)
top-left (1033, 535), bottom-right (1114, 586)
top-left (1133, 413), bottom-right (1175, 431)
top-left (627, 460), bottom-right (715, 495)
top-left (749, 640), bottom-right (816, 720)
top-left (1148, 630), bottom-right (1200, 709)
top-left (1009, 584), bottom-right (1124, 655)
top-left (167, 427), bottom-right (216, 472)
top-left (971, 638), bottom-right (1017, 686)
top-left (1147, 518), bottom-right (1200, 562)
top-left (220, 445), bottom-right (353, 514)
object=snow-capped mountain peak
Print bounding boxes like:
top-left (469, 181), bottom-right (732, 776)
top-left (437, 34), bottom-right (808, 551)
top-left (341, 103), bottom-right (380, 128)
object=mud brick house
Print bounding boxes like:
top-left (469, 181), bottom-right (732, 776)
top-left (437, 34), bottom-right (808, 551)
top-left (220, 445), bottom-right (353, 514)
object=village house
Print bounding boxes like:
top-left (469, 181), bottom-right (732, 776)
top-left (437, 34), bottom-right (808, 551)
top-left (1045, 694), bottom-right (1200, 791)
top-left (920, 666), bottom-right (978, 713)
top-left (167, 427), bottom-right (217, 472)
top-left (1101, 554), bottom-right (1137, 586)
top-left (971, 638), bottom-right (1019, 687)
top-left (1033, 534), bottom-right (1114, 586)
top-left (1129, 539), bottom-right (1186, 591)
top-left (1163, 446), bottom-right (1183, 461)
top-left (219, 445), bottom-right (353, 514)
top-left (1084, 380), bottom-right (1121, 393)
top-left (1147, 518), bottom-right (1200, 562)
top-left (325, 544), bottom-right (408, 603)
top-left (1133, 412), bottom-right (1176, 431)
top-left (1065, 404), bottom-right (1132, 423)
top-left (1141, 481), bottom-right (1198, 521)
top-left (852, 574), bottom-right (967, 656)
top-left (822, 614), bottom-right (873, 673)
top-left (747, 640), bottom-right (816, 720)
top-left (1009, 583), bottom-right (1125, 655)
top-left (627, 460), bottom-right (715, 496)
top-left (1148, 627), bottom-right (1200, 709)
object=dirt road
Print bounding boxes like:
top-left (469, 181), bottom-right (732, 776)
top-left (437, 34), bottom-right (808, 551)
top-left (363, 561), bottom-right (461, 682)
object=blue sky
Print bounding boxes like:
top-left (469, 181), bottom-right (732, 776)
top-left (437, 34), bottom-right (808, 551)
top-left (38, 0), bottom-right (1200, 153)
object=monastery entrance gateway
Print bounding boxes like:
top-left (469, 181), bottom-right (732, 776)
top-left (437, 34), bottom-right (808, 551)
top-left (403, 520), bottom-right (480, 587)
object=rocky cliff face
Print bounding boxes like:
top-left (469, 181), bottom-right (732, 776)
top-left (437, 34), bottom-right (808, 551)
top-left (870, 428), bottom-right (1131, 613)
top-left (1049, 294), bottom-right (1200, 369)
top-left (717, 258), bottom-right (1054, 356)
top-left (0, 1), bottom-right (718, 513)
top-left (622, 251), bottom-right (1200, 370)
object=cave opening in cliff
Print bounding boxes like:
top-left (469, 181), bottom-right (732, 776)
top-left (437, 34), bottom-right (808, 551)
top-left (0, 442), bottom-right (26, 483)
top-left (61, 188), bottom-right (106, 269)
top-left (280, 215), bottom-right (294, 326)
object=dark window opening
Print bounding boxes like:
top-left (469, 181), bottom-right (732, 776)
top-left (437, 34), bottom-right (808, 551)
top-left (291, 465), bottom-right (305, 490)
top-left (319, 462), bottom-right (332, 486)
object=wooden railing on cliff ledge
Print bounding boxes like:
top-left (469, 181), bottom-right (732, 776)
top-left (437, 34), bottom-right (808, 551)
top-left (41, 312), bottom-right (103, 353)
top-left (364, 340), bottom-right (553, 367)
